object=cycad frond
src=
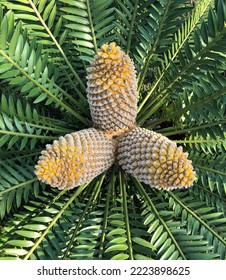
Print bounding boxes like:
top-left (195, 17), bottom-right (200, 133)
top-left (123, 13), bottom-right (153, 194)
top-left (0, 13), bottom-right (88, 125)
top-left (0, 157), bottom-right (42, 219)
top-left (137, 1), bottom-right (226, 124)
top-left (0, 0), bottom-right (86, 91)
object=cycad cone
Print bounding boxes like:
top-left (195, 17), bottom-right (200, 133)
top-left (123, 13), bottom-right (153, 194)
top-left (117, 127), bottom-right (196, 190)
top-left (87, 42), bottom-right (138, 136)
top-left (35, 128), bottom-right (115, 190)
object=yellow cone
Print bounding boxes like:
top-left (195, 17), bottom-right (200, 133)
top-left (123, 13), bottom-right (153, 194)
top-left (87, 42), bottom-right (138, 136)
top-left (117, 127), bottom-right (196, 190)
top-left (35, 128), bottom-right (115, 189)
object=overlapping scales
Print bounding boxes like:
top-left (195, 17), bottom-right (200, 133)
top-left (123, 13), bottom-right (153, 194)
top-left (35, 128), bottom-right (115, 189)
top-left (117, 127), bottom-right (196, 190)
top-left (87, 42), bottom-right (138, 136)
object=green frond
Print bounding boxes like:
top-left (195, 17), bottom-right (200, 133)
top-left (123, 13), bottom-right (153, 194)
top-left (191, 152), bottom-right (226, 195)
top-left (136, 0), bottom-right (212, 112)
top-left (0, 92), bottom-right (71, 150)
top-left (191, 184), bottom-right (226, 216)
top-left (0, 184), bottom-right (88, 259)
top-left (168, 190), bottom-right (226, 259)
top-left (133, 177), bottom-right (186, 260)
top-left (62, 174), bottom-right (106, 260)
top-left (135, 0), bottom-right (193, 90)
top-left (0, 157), bottom-right (43, 219)
top-left (0, 14), bottom-right (88, 124)
top-left (91, 0), bottom-right (115, 47)
top-left (59, 0), bottom-right (97, 58)
top-left (137, 0), bottom-right (226, 124)
top-left (175, 134), bottom-right (226, 154)
top-left (0, 0), bottom-right (87, 91)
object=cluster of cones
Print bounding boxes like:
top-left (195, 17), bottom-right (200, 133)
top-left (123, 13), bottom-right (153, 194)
top-left (35, 43), bottom-right (196, 190)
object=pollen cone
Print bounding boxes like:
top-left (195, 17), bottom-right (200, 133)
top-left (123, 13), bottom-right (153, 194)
top-left (117, 127), bottom-right (196, 190)
top-left (35, 128), bottom-right (115, 190)
top-left (87, 42), bottom-right (138, 136)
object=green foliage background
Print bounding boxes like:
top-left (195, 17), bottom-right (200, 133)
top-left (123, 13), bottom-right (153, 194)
top-left (0, 0), bottom-right (226, 260)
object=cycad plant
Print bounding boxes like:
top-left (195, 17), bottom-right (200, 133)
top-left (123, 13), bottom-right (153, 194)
top-left (0, 0), bottom-right (226, 260)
